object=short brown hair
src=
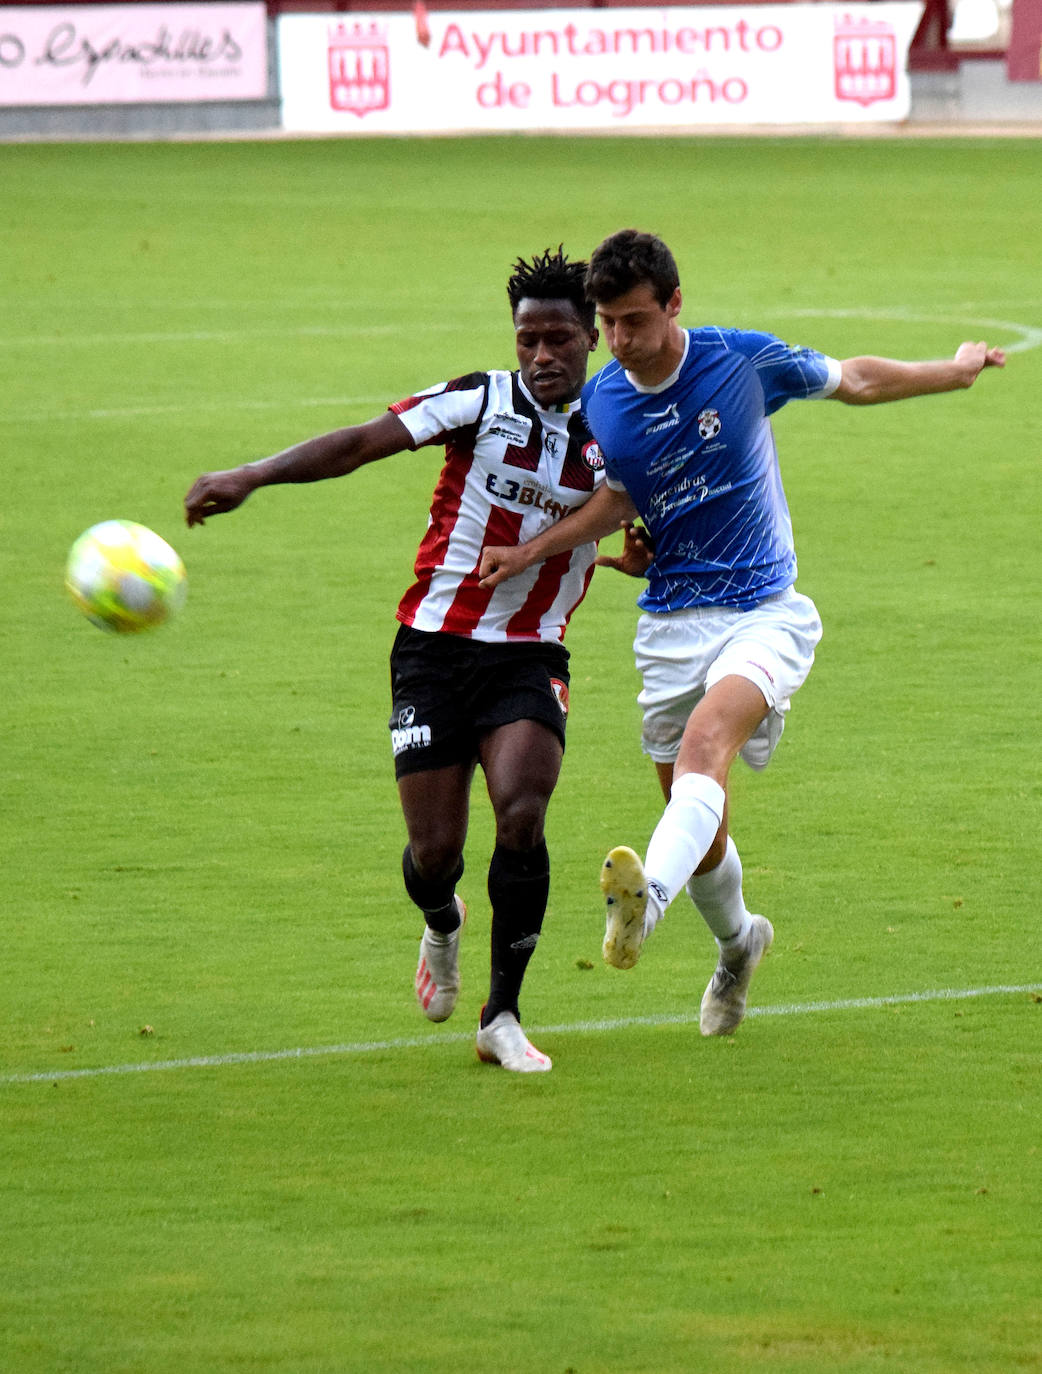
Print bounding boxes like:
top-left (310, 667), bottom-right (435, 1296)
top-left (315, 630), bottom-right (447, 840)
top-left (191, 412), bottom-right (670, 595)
top-left (585, 229), bottom-right (679, 308)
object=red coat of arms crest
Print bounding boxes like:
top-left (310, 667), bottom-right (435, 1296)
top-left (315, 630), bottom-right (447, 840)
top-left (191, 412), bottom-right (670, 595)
top-left (328, 22), bottom-right (390, 116)
top-left (834, 14), bottom-right (898, 107)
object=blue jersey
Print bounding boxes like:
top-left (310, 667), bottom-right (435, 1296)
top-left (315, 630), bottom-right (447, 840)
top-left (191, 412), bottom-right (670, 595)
top-left (582, 327), bottom-right (840, 612)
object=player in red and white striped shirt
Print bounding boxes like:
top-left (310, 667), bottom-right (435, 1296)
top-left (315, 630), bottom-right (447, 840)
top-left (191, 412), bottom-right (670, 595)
top-left (184, 249), bottom-right (641, 1073)
top-left (390, 365), bottom-right (604, 644)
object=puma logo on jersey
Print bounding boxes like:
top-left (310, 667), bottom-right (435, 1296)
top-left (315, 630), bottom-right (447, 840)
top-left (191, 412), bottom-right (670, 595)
top-left (643, 402), bottom-right (681, 434)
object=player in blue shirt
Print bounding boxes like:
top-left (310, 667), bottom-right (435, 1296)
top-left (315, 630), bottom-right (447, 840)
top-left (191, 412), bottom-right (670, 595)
top-left (479, 229), bottom-right (1006, 1037)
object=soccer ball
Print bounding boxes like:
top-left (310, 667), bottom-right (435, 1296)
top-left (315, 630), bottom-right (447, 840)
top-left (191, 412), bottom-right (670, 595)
top-left (65, 520), bottom-right (187, 633)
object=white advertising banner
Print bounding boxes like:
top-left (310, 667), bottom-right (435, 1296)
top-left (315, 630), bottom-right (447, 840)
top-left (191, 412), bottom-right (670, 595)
top-left (0, 4), bottom-right (268, 106)
top-left (278, 4), bottom-right (923, 133)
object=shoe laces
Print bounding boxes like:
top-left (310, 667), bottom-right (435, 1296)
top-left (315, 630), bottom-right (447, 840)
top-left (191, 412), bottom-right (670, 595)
top-left (710, 961), bottom-right (740, 994)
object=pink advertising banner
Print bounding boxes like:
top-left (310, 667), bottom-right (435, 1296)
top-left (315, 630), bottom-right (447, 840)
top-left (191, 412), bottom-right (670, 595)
top-left (1008, 0), bottom-right (1042, 80)
top-left (0, 4), bottom-right (268, 105)
top-left (278, 5), bottom-right (924, 132)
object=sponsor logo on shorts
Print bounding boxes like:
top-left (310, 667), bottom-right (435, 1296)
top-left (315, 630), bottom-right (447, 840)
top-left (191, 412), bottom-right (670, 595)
top-left (746, 659), bottom-right (775, 686)
top-left (550, 678), bottom-right (570, 716)
top-left (391, 704), bottom-right (432, 757)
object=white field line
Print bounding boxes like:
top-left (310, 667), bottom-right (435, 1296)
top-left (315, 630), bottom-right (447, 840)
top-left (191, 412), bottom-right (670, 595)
top-left (4, 309), bottom-right (1037, 355)
top-left (4, 310), bottom-right (1038, 427)
top-left (3, 395), bottom-right (394, 424)
top-left (0, 322), bottom-right (467, 349)
top-left (777, 308), bottom-right (1042, 355)
top-left (3, 982), bottom-right (1040, 1086)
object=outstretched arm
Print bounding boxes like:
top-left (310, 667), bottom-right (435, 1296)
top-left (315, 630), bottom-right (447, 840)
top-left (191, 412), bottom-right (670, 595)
top-left (478, 483), bottom-right (638, 589)
top-left (832, 341), bottom-right (1006, 406)
top-left (184, 411), bottom-right (413, 526)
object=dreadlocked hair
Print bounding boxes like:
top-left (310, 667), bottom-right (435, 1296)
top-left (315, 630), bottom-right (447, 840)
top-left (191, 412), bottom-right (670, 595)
top-left (507, 246), bottom-right (595, 329)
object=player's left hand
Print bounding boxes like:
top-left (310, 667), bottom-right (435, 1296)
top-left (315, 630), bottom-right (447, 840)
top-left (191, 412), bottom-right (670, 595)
top-left (594, 522), bottom-right (655, 577)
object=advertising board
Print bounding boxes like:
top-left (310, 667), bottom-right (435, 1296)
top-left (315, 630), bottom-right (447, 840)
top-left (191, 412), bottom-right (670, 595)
top-left (278, 4), bottom-right (923, 132)
top-left (0, 3), bottom-right (268, 105)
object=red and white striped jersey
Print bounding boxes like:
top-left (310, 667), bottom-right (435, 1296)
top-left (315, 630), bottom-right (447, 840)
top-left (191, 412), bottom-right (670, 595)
top-left (390, 370), bottom-right (604, 644)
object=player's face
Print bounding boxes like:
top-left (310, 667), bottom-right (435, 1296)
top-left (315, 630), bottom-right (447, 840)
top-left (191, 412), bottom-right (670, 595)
top-left (595, 282), bottom-right (682, 378)
top-left (514, 298), bottom-right (598, 407)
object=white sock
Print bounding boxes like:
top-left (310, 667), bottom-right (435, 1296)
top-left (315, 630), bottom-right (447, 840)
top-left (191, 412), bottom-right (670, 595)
top-left (685, 836), bottom-right (751, 947)
top-left (643, 772), bottom-right (726, 932)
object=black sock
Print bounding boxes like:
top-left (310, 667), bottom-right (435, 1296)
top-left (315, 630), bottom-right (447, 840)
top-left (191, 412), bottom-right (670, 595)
top-left (482, 842), bottom-right (549, 1027)
top-left (402, 846), bottom-right (463, 934)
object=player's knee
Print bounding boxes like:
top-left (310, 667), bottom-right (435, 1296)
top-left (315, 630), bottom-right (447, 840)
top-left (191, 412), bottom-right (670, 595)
top-left (492, 790), bottom-right (549, 851)
top-left (407, 835), bottom-right (464, 883)
top-left (678, 712), bottom-right (747, 776)
top-left (678, 729), bottom-right (729, 777)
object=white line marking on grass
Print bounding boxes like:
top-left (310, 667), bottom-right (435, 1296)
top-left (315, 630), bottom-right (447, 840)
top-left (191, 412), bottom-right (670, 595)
top-left (0, 322), bottom-right (466, 349)
top-left (778, 308), bottom-right (1042, 354)
top-left (3, 982), bottom-right (1039, 1086)
top-left (1, 395), bottom-right (393, 425)
top-left (6, 310), bottom-right (1035, 428)
top-left (6, 310), bottom-right (1037, 355)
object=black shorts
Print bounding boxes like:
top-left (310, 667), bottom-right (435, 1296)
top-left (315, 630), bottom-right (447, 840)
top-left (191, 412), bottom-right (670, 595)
top-left (389, 624), bottom-right (571, 779)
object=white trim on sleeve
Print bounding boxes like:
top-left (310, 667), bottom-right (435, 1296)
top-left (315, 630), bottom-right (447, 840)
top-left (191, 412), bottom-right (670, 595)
top-left (813, 356), bottom-right (843, 399)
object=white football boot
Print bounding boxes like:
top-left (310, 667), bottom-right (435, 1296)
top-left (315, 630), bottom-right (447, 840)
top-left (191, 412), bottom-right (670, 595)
top-left (414, 897), bottom-right (466, 1023)
top-left (476, 1010), bottom-right (551, 1073)
top-left (699, 915), bottom-right (774, 1036)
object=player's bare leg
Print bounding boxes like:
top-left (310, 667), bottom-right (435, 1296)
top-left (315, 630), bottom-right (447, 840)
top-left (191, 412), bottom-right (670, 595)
top-left (638, 677), bottom-right (765, 917)
top-left (670, 679), bottom-right (775, 1032)
top-left (602, 677), bottom-right (774, 1030)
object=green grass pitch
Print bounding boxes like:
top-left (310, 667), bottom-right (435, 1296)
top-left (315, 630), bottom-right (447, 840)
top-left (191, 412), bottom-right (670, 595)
top-left (2, 133), bottom-right (1041, 1373)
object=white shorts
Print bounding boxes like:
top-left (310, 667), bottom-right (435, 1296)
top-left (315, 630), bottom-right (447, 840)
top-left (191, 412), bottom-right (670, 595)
top-left (633, 587), bottom-right (823, 771)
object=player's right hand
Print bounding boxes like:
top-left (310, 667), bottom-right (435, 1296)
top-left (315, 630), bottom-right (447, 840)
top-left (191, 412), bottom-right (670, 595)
top-left (183, 469), bottom-right (254, 526)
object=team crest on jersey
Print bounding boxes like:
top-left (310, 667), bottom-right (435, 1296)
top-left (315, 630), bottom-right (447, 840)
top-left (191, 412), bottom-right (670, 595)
top-left (487, 411), bottom-right (532, 447)
top-left (698, 408), bottom-right (722, 440)
top-left (581, 441), bottom-right (604, 472)
top-left (550, 679), bottom-right (570, 716)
